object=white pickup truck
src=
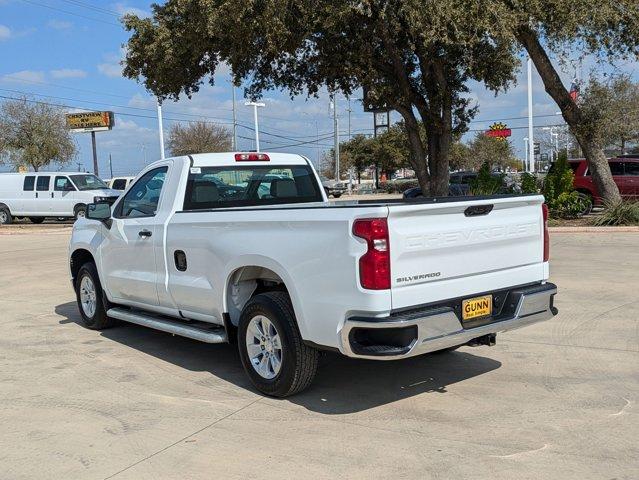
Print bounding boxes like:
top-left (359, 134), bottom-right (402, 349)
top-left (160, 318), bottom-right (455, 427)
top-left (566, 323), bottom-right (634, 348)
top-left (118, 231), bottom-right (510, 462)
top-left (69, 152), bottom-right (557, 397)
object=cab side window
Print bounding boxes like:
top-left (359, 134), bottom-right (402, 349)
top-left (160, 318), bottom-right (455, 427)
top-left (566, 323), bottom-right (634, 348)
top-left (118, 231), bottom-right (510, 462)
top-left (623, 162), bottom-right (639, 176)
top-left (609, 162), bottom-right (624, 176)
top-left (23, 176), bottom-right (35, 191)
top-left (112, 179), bottom-right (127, 190)
top-left (115, 167), bottom-right (168, 218)
top-left (36, 176), bottom-right (51, 191)
top-left (54, 176), bottom-right (75, 191)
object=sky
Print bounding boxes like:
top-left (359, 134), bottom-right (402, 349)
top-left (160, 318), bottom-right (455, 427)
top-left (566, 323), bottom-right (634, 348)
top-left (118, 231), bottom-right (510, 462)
top-left (1, 0), bottom-right (638, 177)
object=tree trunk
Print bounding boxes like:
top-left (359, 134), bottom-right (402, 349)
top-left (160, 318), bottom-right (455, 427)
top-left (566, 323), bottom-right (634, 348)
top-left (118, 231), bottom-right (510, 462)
top-left (395, 104), bottom-right (431, 195)
top-left (427, 131), bottom-right (451, 196)
top-left (621, 138), bottom-right (626, 155)
top-left (516, 25), bottom-right (621, 204)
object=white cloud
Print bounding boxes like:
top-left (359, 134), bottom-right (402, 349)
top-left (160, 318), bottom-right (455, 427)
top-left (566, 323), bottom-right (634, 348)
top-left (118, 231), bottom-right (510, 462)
top-left (1, 70), bottom-right (46, 84)
top-left (0, 24), bottom-right (10, 40)
top-left (47, 19), bottom-right (73, 30)
top-left (50, 68), bottom-right (87, 79)
top-left (97, 62), bottom-right (122, 78)
top-left (112, 2), bottom-right (149, 18)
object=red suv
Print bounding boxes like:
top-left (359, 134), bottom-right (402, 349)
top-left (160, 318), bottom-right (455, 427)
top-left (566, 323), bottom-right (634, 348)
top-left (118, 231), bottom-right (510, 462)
top-left (568, 157), bottom-right (639, 204)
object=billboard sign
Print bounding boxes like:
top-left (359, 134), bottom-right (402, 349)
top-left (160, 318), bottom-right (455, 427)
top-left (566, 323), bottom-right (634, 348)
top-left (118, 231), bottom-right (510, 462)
top-left (485, 122), bottom-right (512, 140)
top-left (66, 111), bottom-right (114, 132)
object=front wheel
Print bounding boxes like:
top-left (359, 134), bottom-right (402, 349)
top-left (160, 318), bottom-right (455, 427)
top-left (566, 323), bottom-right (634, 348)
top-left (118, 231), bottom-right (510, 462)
top-left (238, 292), bottom-right (318, 397)
top-left (74, 205), bottom-right (87, 220)
top-left (74, 262), bottom-right (116, 330)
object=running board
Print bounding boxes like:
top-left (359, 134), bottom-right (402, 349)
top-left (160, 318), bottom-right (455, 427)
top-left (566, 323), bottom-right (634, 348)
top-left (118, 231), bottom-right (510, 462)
top-left (107, 308), bottom-right (228, 344)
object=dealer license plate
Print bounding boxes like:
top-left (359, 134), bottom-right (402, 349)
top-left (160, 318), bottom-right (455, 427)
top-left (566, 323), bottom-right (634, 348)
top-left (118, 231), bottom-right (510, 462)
top-left (462, 295), bottom-right (493, 321)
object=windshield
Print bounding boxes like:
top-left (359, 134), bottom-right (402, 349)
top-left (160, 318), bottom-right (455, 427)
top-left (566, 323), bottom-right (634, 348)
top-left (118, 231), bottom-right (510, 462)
top-left (70, 174), bottom-right (108, 191)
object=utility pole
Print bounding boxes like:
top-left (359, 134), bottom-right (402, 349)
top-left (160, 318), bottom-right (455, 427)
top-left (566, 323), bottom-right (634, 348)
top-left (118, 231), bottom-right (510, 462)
top-left (331, 95), bottom-right (340, 180)
top-left (527, 56), bottom-right (535, 173)
top-left (347, 98), bottom-right (352, 140)
top-left (157, 99), bottom-right (165, 159)
top-left (524, 137), bottom-right (529, 172)
top-left (141, 143), bottom-right (147, 166)
top-left (76, 162), bottom-right (82, 172)
top-left (91, 131), bottom-right (99, 176)
top-left (232, 81), bottom-right (238, 150)
top-left (108, 153), bottom-right (113, 178)
top-left (245, 101), bottom-right (265, 151)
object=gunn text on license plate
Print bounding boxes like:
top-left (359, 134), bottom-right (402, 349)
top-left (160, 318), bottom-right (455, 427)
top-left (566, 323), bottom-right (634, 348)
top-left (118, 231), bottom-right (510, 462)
top-left (462, 295), bottom-right (492, 321)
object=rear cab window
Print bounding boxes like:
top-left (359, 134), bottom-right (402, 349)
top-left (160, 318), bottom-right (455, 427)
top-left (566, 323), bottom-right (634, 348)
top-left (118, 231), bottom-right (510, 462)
top-left (183, 165), bottom-right (323, 210)
top-left (624, 162), bottom-right (639, 176)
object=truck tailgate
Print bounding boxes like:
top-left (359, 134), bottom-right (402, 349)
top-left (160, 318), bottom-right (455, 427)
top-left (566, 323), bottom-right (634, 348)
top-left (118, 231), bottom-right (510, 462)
top-left (387, 195), bottom-right (547, 310)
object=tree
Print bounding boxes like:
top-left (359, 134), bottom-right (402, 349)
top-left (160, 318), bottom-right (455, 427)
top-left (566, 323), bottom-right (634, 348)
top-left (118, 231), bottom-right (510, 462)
top-left (580, 75), bottom-right (639, 155)
top-left (123, 1), bottom-right (519, 196)
top-left (0, 98), bottom-right (76, 171)
top-left (340, 134), bottom-right (375, 181)
top-left (448, 142), bottom-right (472, 171)
top-left (492, 0), bottom-right (639, 203)
top-left (167, 121), bottom-right (232, 156)
top-left (467, 134), bottom-right (517, 171)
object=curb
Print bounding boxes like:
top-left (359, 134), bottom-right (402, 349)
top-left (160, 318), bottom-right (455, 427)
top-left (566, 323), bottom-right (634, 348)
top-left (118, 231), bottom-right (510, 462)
top-left (549, 226), bottom-right (639, 233)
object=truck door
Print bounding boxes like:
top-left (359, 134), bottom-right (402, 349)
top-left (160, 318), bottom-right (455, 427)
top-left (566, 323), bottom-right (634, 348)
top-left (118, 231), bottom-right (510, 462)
top-left (621, 162), bottom-right (639, 198)
top-left (100, 165), bottom-right (169, 306)
top-left (20, 175), bottom-right (37, 214)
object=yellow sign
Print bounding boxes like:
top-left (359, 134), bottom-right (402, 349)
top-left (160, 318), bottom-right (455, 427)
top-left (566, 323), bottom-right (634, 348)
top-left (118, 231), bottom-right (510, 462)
top-left (66, 111), bottom-right (114, 132)
top-left (462, 295), bottom-right (493, 321)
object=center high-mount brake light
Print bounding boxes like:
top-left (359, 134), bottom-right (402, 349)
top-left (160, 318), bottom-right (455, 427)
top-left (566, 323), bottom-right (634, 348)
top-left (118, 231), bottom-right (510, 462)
top-left (235, 153), bottom-right (270, 161)
top-left (542, 203), bottom-right (550, 262)
top-left (352, 218), bottom-right (391, 290)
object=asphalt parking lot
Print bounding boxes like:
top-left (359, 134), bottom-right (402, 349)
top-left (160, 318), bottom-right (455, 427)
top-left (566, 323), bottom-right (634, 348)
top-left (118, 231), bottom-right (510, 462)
top-left (0, 229), bottom-right (637, 479)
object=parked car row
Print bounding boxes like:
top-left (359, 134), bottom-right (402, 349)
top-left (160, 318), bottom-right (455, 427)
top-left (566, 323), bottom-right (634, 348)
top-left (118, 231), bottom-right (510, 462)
top-left (567, 157), bottom-right (639, 204)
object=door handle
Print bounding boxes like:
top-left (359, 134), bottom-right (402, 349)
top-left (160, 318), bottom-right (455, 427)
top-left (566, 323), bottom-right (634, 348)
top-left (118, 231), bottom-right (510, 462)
top-left (51, 192), bottom-right (54, 198)
top-left (138, 229), bottom-right (152, 238)
top-left (35, 192), bottom-right (38, 198)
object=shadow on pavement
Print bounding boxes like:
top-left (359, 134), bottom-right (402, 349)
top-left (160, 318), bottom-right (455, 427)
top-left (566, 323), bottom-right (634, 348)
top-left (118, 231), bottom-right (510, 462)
top-left (56, 301), bottom-right (501, 414)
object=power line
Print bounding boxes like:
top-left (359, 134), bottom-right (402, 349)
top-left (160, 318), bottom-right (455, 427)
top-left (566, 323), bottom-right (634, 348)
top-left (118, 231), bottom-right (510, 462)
top-left (58, 0), bottom-right (121, 17)
top-left (19, 0), bottom-right (122, 27)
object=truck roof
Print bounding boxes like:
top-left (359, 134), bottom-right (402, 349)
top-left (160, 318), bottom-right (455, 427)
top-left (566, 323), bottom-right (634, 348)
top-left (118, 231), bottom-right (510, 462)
top-left (189, 152), bottom-right (310, 168)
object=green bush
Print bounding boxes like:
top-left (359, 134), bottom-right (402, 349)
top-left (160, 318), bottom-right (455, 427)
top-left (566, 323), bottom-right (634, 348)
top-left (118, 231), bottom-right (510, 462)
top-left (469, 162), bottom-right (505, 195)
top-left (379, 179), bottom-right (419, 194)
top-left (542, 152), bottom-right (590, 218)
top-left (592, 201), bottom-right (639, 226)
top-left (520, 172), bottom-right (539, 194)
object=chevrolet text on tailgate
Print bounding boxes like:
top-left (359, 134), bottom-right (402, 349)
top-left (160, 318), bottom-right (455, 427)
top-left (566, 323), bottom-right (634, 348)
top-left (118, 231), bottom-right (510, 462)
top-left (69, 152), bottom-right (557, 397)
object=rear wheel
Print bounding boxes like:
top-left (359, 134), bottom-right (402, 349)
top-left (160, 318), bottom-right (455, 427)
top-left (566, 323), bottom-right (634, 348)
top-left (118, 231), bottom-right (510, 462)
top-left (74, 262), bottom-right (115, 330)
top-left (576, 192), bottom-right (593, 216)
top-left (238, 292), bottom-right (318, 397)
top-left (0, 207), bottom-right (12, 225)
top-left (29, 217), bottom-right (45, 224)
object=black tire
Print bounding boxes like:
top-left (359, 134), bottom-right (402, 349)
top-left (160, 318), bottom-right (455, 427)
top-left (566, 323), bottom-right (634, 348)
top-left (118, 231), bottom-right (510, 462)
top-left (74, 262), bottom-right (116, 330)
top-left (0, 207), bottom-right (12, 225)
top-left (333, 193), bottom-right (342, 198)
top-left (74, 204), bottom-right (87, 220)
top-left (238, 291), bottom-right (318, 397)
top-left (29, 217), bottom-right (45, 224)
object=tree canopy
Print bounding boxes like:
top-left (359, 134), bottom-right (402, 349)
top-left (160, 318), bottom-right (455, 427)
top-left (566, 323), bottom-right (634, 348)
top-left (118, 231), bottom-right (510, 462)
top-left (167, 121), bottom-right (232, 156)
top-left (123, 0), bottom-right (520, 196)
top-left (0, 98), bottom-right (76, 172)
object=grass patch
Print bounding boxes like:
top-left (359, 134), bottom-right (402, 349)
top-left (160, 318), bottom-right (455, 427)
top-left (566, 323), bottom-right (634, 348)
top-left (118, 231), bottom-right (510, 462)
top-left (592, 201), bottom-right (639, 226)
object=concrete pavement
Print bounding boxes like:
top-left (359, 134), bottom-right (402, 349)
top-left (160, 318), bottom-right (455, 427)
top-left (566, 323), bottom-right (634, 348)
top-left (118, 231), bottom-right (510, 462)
top-left (0, 231), bottom-right (637, 479)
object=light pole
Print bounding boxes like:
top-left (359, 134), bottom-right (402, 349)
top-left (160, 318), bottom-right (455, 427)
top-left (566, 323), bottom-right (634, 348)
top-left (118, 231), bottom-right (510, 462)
top-left (231, 78), bottom-right (238, 150)
top-left (527, 56), bottom-right (535, 173)
top-left (523, 137), bottom-right (529, 172)
top-left (157, 99), bottom-right (165, 159)
top-left (245, 101), bottom-right (265, 151)
top-left (302, 112), bottom-right (320, 169)
top-left (330, 94), bottom-right (340, 180)
top-left (542, 126), bottom-right (559, 162)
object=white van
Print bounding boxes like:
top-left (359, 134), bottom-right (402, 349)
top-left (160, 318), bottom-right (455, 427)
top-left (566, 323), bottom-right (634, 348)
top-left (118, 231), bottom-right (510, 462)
top-left (105, 176), bottom-right (135, 191)
top-left (0, 172), bottom-right (120, 224)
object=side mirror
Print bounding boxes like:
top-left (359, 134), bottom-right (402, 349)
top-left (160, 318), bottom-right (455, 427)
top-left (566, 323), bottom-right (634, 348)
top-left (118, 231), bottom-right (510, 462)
top-left (86, 202), bottom-right (111, 223)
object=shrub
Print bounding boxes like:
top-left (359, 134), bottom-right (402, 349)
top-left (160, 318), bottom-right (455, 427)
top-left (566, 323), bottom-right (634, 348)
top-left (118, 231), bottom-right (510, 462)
top-left (469, 162), bottom-right (505, 195)
top-left (542, 152), bottom-right (590, 218)
top-left (520, 172), bottom-right (539, 194)
top-left (592, 201), bottom-right (639, 226)
top-left (379, 179), bottom-right (419, 194)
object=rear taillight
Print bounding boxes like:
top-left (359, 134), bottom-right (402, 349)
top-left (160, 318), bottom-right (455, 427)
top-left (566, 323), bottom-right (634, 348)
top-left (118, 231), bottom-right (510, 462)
top-left (542, 203), bottom-right (550, 262)
top-left (353, 218), bottom-right (391, 290)
top-left (235, 153), bottom-right (270, 161)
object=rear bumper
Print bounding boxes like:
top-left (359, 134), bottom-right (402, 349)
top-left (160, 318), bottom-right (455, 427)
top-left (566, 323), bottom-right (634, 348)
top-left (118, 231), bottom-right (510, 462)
top-left (339, 282), bottom-right (557, 360)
